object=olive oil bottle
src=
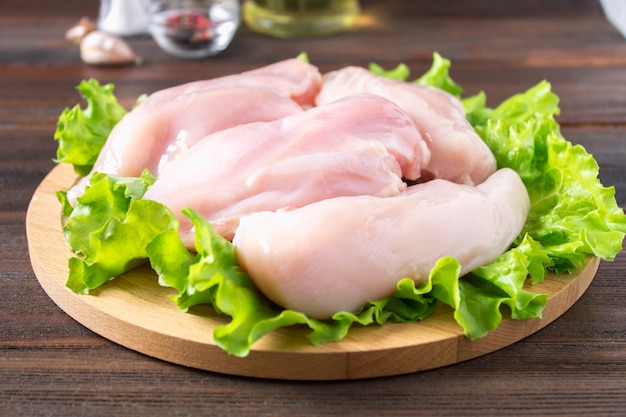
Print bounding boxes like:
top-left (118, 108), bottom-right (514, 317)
top-left (243, 0), bottom-right (360, 38)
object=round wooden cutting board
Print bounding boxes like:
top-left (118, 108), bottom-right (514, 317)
top-left (26, 164), bottom-right (600, 380)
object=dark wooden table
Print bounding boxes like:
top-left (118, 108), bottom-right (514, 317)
top-left (2, 0), bottom-right (625, 415)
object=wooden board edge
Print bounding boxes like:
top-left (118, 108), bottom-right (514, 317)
top-left (25, 164), bottom-right (601, 380)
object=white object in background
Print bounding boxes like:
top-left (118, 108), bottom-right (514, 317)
top-left (600, 0), bottom-right (626, 39)
top-left (98, 0), bottom-right (150, 37)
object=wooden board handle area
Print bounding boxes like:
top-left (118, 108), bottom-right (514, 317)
top-left (26, 164), bottom-right (600, 380)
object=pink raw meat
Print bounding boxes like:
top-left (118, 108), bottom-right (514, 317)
top-left (143, 94), bottom-right (429, 244)
top-left (233, 168), bottom-right (530, 319)
top-left (316, 66), bottom-right (497, 185)
top-left (67, 58), bottom-right (322, 204)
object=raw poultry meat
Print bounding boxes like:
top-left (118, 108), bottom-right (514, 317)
top-left (141, 57), bottom-right (322, 107)
top-left (142, 94), bottom-right (430, 245)
top-left (233, 168), bottom-right (530, 319)
top-left (66, 58), bottom-right (322, 204)
top-left (94, 88), bottom-right (303, 177)
top-left (316, 66), bottom-right (497, 185)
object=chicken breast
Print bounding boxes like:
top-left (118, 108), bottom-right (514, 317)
top-left (143, 94), bottom-right (429, 245)
top-left (140, 57), bottom-right (322, 108)
top-left (316, 66), bottom-right (497, 185)
top-left (233, 168), bottom-right (530, 319)
top-left (67, 58), bottom-right (322, 204)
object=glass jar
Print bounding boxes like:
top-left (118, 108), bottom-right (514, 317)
top-left (243, 0), bottom-right (360, 38)
top-left (148, 0), bottom-right (240, 58)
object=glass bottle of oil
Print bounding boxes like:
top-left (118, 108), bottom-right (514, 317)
top-left (243, 0), bottom-right (360, 38)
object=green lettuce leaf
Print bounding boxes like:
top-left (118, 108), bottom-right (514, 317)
top-left (369, 62), bottom-right (411, 81)
top-left (468, 80), bottom-right (626, 270)
top-left (55, 53), bottom-right (626, 356)
top-left (54, 79), bottom-right (128, 176)
top-left (60, 170), bottom-right (176, 294)
top-left (369, 52), bottom-right (462, 97)
top-left (414, 52), bottom-right (463, 97)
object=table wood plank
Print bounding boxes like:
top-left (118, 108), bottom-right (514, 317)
top-left (1, 0), bottom-right (625, 415)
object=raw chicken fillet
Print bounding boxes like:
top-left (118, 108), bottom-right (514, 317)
top-left (67, 58), bottom-right (322, 204)
top-left (234, 168), bottom-right (530, 319)
top-left (143, 94), bottom-right (430, 244)
top-left (316, 66), bottom-right (497, 185)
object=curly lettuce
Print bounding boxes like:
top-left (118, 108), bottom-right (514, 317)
top-left (54, 79), bottom-right (128, 176)
top-left (55, 53), bottom-right (626, 356)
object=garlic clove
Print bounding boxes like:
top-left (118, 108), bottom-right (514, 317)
top-left (65, 17), bottom-right (96, 45)
top-left (79, 30), bottom-right (141, 66)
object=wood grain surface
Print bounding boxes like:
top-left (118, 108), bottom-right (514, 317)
top-left (2, 0), bottom-right (626, 415)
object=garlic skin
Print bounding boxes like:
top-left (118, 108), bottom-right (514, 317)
top-left (65, 17), bottom-right (96, 44)
top-left (79, 31), bottom-right (140, 66)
